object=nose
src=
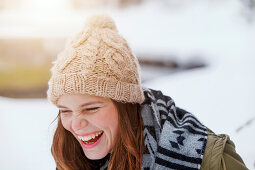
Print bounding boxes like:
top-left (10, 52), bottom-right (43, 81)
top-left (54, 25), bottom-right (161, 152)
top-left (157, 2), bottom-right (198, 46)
top-left (71, 113), bottom-right (88, 131)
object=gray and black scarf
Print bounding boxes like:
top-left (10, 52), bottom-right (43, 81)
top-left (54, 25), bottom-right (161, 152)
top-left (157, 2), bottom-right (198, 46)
top-left (140, 88), bottom-right (207, 170)
top-left (100, 88), bottom-right (207, 170)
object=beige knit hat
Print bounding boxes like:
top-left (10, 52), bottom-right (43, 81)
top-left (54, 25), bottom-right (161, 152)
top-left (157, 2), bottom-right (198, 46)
top-left (47, 14), bottom-right (144, 105)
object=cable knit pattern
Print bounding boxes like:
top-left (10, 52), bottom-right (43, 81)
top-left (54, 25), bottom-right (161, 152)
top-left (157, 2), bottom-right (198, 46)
top-left (47, 14), bottom-right (144, 104)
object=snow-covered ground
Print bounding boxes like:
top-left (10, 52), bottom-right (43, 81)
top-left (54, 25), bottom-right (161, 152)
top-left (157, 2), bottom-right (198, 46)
top-left (0, 98), bottom-right (57, 170)
top-left (1, 0), bottom-right (255, 169)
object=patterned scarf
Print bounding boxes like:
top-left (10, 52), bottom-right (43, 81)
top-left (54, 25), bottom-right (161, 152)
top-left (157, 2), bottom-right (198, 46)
top-left (141, 88), bottom-right (207, 170)
top-left (100, 88), bottom-right (207, 170)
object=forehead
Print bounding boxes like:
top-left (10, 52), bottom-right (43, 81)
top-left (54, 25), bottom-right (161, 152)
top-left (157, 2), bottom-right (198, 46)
top-left (57, 93), bottom-right (109, 108)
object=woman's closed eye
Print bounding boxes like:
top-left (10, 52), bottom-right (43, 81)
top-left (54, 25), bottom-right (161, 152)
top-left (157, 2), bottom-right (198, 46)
top-left (59, 109), bottom-right (72, 115)
top-left (85, 107), bottom-right (100, 112)
top-left (59, 106), bottom-right (101, 115)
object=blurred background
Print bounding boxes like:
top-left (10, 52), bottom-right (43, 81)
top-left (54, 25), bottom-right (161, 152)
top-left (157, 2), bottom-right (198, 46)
top-left (0, 0), bottom-right (255, 169)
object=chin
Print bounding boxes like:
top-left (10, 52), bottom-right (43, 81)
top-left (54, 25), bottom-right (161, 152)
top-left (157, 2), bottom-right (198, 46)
top-left (84, 150), bottom-right (109, 160)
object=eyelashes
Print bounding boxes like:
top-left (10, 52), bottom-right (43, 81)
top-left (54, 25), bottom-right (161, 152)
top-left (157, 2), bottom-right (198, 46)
top-left (59, 107), bottom-right (100, 114)
top-left (86, 107), bottom-right (100, 112)
top-left (59, 110), bottom-right (71, 113)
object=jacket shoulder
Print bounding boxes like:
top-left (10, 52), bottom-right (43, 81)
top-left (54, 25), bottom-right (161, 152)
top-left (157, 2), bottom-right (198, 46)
top-left (201, 129), bottom-right (248, 170)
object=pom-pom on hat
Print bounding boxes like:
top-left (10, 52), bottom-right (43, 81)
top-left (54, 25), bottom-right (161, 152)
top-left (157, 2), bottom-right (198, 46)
top-left (47, 14), bottom-right (145, 105)
top-left (84, 14), bottom-right (117, 30)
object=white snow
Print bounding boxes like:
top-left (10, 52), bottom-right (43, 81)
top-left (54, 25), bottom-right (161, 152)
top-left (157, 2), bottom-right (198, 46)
top-left (0, 97), bottom-right (57, 170)
top-left (0, 0), bottom-right (254, 169)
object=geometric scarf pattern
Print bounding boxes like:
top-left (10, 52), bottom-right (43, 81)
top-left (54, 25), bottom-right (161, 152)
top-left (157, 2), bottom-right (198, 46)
top-left (140, 88), bottom-right (207, 170)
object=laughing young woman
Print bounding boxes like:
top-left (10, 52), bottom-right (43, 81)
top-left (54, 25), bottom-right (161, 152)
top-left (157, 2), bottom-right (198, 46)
top-left (47, 15), bottom-right (248, 170)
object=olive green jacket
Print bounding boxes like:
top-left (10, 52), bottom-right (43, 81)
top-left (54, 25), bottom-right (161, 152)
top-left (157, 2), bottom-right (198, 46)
top-left (201, 129), bottom-right (248, 170)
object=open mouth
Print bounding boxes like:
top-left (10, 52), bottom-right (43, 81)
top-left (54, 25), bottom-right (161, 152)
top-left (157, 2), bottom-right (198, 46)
top-left (78, 131), bottom-right (104, 145)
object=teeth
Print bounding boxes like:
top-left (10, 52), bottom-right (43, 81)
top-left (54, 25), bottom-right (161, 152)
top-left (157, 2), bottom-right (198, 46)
top-left (78, 131), bottom-right (103, 142)
top-left (84, 136), bottom-right (90, 141)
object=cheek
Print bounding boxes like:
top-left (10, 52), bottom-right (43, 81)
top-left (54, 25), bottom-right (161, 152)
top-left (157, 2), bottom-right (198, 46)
top-left (60, 116), bottom-right (71, 131)
top-left (95, 106), bottom-right (119, 132)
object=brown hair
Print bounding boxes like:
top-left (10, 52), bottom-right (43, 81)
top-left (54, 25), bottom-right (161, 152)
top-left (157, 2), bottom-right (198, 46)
top-left (51, 100), bottom-right (144, 170)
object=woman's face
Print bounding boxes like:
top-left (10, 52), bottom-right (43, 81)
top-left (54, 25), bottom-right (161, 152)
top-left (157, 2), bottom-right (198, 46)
top-left (57, 93), bottom-right (119, 160)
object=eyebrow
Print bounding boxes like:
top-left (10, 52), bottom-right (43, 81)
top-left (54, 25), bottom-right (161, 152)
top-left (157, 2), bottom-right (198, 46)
top-left (57, 101), bottom-right (104, 109)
